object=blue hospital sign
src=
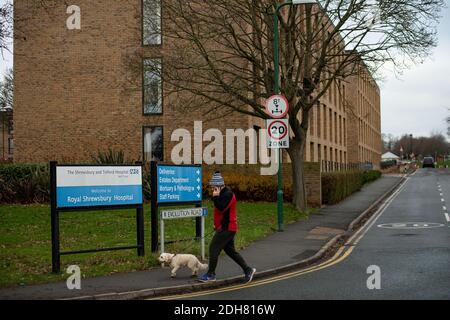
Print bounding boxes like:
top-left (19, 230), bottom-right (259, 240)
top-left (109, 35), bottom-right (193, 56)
top-left (157, 165), bottom-right (202, 203)
top-left (56, 166), bottom-right (143, 208)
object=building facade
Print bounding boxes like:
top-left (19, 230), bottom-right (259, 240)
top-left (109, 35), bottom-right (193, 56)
top-left (13, 0), bottom-right (381, 169)
top-left (345, 60), bottom-right (382, 169)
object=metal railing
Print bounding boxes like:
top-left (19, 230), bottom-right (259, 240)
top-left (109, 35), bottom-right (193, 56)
top-left (321, 161), bottom-right (374, 173)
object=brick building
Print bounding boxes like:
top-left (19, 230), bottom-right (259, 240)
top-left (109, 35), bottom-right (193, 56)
top-left (13, 0), bottom-right (381, 169)
top-left (345, 57), bottom-right (382, 169)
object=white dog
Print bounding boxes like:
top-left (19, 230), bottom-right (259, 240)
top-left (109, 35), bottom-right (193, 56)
top-left (158, 253), bottom-right (208, 278)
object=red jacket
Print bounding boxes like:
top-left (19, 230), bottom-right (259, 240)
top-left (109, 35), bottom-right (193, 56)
top-left (213, 187), bottom-right (238, 232)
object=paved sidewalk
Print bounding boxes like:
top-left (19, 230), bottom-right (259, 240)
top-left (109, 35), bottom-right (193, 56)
top-left (0, 175), bottom-right (403, 300)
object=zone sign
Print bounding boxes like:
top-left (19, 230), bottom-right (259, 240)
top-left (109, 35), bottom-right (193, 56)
top-left (266, 119), bottom-right (289, 149)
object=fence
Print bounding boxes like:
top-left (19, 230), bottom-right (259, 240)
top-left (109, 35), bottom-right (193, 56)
top-left (321, 161), bottom-right (374, 173)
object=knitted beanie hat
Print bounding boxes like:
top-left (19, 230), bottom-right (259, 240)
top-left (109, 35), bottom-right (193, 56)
top-left (209, 171), bottom-right (225, 187)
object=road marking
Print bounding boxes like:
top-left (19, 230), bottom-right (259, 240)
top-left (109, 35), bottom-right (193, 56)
top-left (154, 178), bottom-right (410, 300)
top-left (443, 206), bottom-right (447, 211)
top-left (377, 222), bottom-right (444, 229)
top-left (445, 213), bottom-right (450, 222)
top-left (153, 246), bottom-right (349, 300)
top-left (349, 180), bottom-right (409, 246)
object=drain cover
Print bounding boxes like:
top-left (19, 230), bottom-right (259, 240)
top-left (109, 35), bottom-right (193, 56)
top-left (377, 222), bottom-right (444, 229)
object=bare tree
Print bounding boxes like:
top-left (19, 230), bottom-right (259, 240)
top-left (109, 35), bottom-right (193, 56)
top-left (393, 133), bottom-right (449, 158)
top-left (382, 133), bottom-right (397, 152)
top-left (0, 0), bottom-right (12, 55)
top-left (0, 67), bottom-right (13, 111)
top-left (140, 0), bottom-right (444, 210)
top-left (447, 111), bottom-right (450, 138)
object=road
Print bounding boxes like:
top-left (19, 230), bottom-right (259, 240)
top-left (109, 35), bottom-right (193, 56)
top-left (168, 169), bottom-right (450, 300)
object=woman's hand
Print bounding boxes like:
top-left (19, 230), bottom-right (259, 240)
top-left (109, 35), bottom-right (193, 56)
top-left (212, 187), bottom-right (221, 197)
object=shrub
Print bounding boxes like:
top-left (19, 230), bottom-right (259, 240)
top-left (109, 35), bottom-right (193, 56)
top-left (202, 166), bottom-right (293, 202)
top-left (91, 148), bottom-right (130, 164)
top-left (0, 164), bottom-right (50, 204)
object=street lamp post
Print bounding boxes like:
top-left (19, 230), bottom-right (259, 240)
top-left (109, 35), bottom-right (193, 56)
top-left (273, 0), bottom-right (317, 232)
top-left (409, 134), bottom-right (413, 160)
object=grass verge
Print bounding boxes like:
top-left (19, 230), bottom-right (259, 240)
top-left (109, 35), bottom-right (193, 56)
top-left (0, 201), bottom-right (311, 288)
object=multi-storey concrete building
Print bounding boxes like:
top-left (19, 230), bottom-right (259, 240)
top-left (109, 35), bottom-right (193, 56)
top-left (13, 0), bottom-right (381, 169)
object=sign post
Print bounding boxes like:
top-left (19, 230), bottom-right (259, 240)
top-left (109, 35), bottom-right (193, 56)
top-left (160, 207), bottom-right (208, 260)
top-left (50, 162), bottom-right (145, 273)
top-left (150, 162), bottom-right (203, 253)
top-left (266, 95), bottom-right (289, 232)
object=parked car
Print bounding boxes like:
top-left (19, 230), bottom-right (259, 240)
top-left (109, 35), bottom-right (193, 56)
top-left (422, 157), bottom-right (435, 168)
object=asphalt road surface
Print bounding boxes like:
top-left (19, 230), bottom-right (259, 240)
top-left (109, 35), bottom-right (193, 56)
top-left (171, 169), bottom-right (450, 300)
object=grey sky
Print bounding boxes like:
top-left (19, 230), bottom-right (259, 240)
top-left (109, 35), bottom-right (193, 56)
top-left (379, 1), bottom-right (450, 139)
top-left (1, 0), bottom-right (449, 139)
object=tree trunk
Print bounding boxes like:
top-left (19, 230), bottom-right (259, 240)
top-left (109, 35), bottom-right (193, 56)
top-left (287, 136), bottom-right (307, 211)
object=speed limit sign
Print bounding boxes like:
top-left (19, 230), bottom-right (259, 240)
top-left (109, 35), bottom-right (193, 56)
top-left (266, 119), bottom-right (289, 149)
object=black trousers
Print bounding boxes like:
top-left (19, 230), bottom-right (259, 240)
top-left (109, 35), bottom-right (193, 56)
top-left (208, 230), bottom-right (251, 275)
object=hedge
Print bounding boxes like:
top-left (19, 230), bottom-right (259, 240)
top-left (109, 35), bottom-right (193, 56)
top-left (321, 170), bottom-right (382, 205)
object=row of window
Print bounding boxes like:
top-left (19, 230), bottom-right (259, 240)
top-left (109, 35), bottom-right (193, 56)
top-left (309, 104), bottom-right (346, 146)
top-left (142, 1), bottom-right (163, 161)
top-left (309, 141), bottom-right (347, 164)
top-left (143, 0), bottom-right (163, 114)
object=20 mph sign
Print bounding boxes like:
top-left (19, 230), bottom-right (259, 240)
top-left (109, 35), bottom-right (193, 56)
top-left (267, 119), bottom-right (289, 149)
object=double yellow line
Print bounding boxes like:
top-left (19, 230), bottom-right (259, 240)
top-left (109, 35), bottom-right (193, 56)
top-left (154, 178), bottom-right (408, 300)
top-left (155, 245), bottom-right (354, 300)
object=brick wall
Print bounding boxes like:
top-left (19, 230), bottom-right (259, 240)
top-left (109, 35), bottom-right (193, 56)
top-left (304, 162), bottom-right (321, 208)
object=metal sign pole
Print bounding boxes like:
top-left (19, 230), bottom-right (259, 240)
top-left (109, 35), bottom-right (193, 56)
top-left (136, 207), bottom-right (145, 257)
top-left (160, 217), bottom-right (165, 255)
top-left (50, 161), bottom-right (61, 274)
top-left (201, 215), bottom-right (205, 260)
top-left (151, 161), bottom-right (158, 252)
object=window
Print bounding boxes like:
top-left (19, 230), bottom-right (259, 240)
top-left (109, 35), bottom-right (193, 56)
top-left (317, 103), bottom-right (321, 138)
top-left (8, 118), bottom-right (13, 135)
top-left (143, 126), bottom-right (163, 162)
top-left (143, 0), bottom-right (161, 46)
top-left (143, 58), bottom-right (162, 114)
top-left (8, 138), bottom-right (13, 156)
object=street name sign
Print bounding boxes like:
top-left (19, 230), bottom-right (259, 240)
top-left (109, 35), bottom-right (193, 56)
top-left (161, 207), bottom-right (208, 220)
top-left (157, 165), bottom-right (202, 203)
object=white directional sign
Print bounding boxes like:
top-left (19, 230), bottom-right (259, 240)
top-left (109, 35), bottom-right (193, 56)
top-left (265, 95), bottom-right (289, 119)
top-left (266, 119), bottom-right (289, 149)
